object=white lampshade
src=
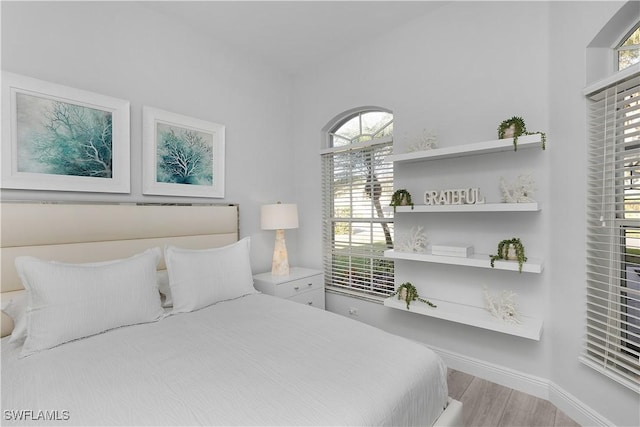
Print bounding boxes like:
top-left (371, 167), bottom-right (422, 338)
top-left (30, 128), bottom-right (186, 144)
top-left (261, 203), bottom-right (299, 230)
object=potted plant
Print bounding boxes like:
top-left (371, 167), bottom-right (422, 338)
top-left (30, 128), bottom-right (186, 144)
top-left (497, 116), bottom-right (546, 151)
top-left (390, 189), bottom-right (414, 211)
top-left (489, 237), bottom-right (528, 273)
top-left (390, 282), bottom-right (436, 310)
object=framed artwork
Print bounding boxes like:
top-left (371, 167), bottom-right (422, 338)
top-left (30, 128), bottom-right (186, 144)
top-left (1, 72), bottom-right (130, 193)
top-left (143, 106), bottom-right (225, 198)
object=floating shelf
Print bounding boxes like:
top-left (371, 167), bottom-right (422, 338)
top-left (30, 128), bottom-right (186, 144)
top-left (394, 202), bottom-right (540, 213)
top-left (384, 296), bottom-right (543, 340)
top-left (384, 249), bottom-right (544, 273)
top-left (386, 133), bottom-right (544, 164)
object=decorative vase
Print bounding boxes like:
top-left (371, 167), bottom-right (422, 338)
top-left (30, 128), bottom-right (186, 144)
top-left (399, 287), bottom-right (407, 300)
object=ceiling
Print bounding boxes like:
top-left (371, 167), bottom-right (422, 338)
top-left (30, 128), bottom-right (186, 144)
top-left (143, 1), bottom-right (446, 76)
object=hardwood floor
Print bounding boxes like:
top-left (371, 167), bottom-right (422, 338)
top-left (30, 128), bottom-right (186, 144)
top-left (447, 369), bottom-right (581, 427)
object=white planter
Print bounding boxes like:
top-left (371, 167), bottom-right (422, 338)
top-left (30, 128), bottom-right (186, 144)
top-left (501, 243), bottom-right (518, 260)
top-left (502, 124), bottom-right (516, 139)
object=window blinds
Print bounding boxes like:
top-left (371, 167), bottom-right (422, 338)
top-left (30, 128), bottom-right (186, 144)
top-left (584, 69), bottom-right (640, 393)
top-left (322, 139), bottom-right (394, 298)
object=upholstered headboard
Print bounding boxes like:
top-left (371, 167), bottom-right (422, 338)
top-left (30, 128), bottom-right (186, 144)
top-left (1, 202), bottom-right (239, 337)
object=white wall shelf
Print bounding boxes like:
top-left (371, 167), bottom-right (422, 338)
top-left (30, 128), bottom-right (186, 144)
top-left (386, 133), bottom-right (544, 164)
top-left (384, 249), bottom-right (544, 273)
top-left (395, 202), bottom-right (540, 213)
top-left (388, 132), bottom-right (546, 339)
top-left (383, 296), bottom-right (543, 341)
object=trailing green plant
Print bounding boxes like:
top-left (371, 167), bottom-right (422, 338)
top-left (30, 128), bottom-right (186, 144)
top-left (497, 116), bottom-right (546, 151)
top-left (390, 282), bottom-right (436, 310)
top-left (390, 189), bottom-right (414, 212)
top-left (489, 237), bottom-right (528, 273)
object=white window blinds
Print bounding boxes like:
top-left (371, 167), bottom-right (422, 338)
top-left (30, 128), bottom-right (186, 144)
top-left (583, 69), bottom-right (640, 393)
top-left (322, 138), bottom-right (394, 298)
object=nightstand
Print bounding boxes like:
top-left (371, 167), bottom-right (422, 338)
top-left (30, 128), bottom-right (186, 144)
top-left (253, 267), bottom-right (325, 309)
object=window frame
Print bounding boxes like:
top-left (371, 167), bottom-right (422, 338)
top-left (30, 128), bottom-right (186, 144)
top-left (583, 65), bottom-right (640, 393)
top-left (321, 109), bottom-right (395, 302)
top-left (616, 22), bottom-right (640, 72)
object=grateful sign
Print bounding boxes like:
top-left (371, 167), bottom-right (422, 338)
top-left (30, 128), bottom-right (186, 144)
top-left (423, 188), bottom-right (485, 205)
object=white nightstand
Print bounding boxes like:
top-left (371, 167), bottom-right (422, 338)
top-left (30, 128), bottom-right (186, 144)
top-left (253, 267), bottom-right (325, 309)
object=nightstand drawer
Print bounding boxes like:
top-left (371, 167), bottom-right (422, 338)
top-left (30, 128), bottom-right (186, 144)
top-left (252, 268), bottom-right (325, 310)
top-left (287, 288), bottom-right (325, 309)
top-left (272, 274), bottom-right (323, 298)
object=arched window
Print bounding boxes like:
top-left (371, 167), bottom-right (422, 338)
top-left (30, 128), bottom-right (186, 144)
top-left (321, 109), bottom-right (394, 299)
top-left (329, 110), bottom-right (393, 147)
top-left (617, 22), bottom-right (640, 71)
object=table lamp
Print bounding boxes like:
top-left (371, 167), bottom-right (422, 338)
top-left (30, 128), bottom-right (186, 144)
top-left (261, 202), bottom-right (299, 276)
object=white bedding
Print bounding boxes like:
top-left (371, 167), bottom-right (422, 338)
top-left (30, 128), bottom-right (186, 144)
top-left (1, 293), bottom-right (448, 426)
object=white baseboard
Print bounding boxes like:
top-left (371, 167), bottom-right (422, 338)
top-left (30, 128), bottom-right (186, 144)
top-left (548, 382), bottom-right (615, 427)
top-left (431, 345), bottom-right (613, 427)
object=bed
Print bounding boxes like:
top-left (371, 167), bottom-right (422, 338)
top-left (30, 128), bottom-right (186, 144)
top-left (1, 202), bottom-right (463, 426)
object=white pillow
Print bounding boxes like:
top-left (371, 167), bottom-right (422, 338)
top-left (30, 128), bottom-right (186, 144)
top-left (1, 272), bottom-right (170, 343)
top-left (15, 248), bottom-right (164, 357)
top-left (164, 237), bottom-right (256, 314)
top-left (1, 292), bottom-right (27, 343)
top-left (157, 270), bottom-right (173, 308)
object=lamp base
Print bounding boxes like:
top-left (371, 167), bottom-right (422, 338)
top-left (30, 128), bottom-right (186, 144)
top-left (271, 229), bottom-right (290, 276)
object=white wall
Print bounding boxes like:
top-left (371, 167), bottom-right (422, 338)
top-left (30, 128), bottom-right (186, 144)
top-left (292, 1), bottom-right (639, 426)
top-left (0, 1), bottom-right (297, 273)
top-left (548, 2), bottom-right (640, 426)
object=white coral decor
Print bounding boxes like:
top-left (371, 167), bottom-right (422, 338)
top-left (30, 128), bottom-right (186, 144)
top-left (483, 286), bottom-right (521, 324)
top-left (396, 226), bottom-right (427, 253)
top-left (500, 173), bottom-right (536, 203)
top-left (407, 129), bottom-right (438, 152)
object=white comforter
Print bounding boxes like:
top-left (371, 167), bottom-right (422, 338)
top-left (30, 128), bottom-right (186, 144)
top-left (2, 293), bottom-right (448, 426)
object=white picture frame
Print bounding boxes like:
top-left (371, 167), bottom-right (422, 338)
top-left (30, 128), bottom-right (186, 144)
top-left (1, 72), bottom-right (130, 193)
top-left (143, 106), bottom-right (225, 198)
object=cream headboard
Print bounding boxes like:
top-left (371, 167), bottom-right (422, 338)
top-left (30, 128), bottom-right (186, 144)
top-left (0, 202), bottom-right (239, 337)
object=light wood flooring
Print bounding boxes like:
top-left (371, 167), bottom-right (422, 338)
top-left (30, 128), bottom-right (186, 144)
top-left (447, 369), bottom-right (581, 427)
